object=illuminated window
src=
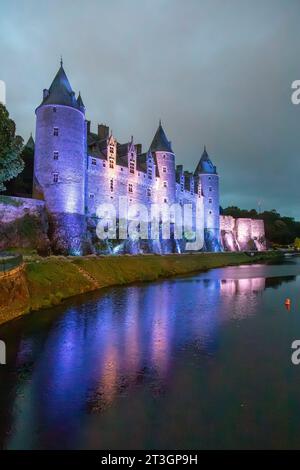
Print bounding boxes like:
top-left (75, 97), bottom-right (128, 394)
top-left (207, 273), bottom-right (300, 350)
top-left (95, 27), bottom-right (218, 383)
top-left (129, 161), bottom-right (135, 174)
top-left (92, 158), bottom-right (97, 165)
top-left (53, 151), bottom-right (59, 160)
top-left (128, 183), bottom-right (133, 193)
top-left (110, 179), bottom-right (114, 192)
top-left (53, 173), bottom-right (59, 183)
top-left (162, 166), bottom-right (167, 173)
top-left (53, 127), bottom-right (59, 136)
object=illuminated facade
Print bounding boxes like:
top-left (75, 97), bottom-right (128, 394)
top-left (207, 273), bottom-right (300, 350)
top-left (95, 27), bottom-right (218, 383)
top-left (33, 62), bottom-right (264, 255)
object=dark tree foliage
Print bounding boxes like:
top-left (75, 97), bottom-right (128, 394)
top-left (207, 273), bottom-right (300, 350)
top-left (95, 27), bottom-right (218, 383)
top-left (221, 206), bottom-right (300, 246)
top-left (0, 103), bottom-right (24, 191)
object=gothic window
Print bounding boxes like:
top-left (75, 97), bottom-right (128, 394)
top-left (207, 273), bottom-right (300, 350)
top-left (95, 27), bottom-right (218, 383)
top-left (163, 181), bottom-right (168, 188)
top-left (92, 158), bottom-right (97, 165)
top-left (53, 151), bottom-right (59, 160)
top-left (128, 183), bottom-right (133, 193)
top-left (162, 166), bottom-right (167, 173)
top-left (53, 173), bottom-right (59, 183)
top-left (129, 161), bottom-right (135, 174)
top-left (110, 179), bottom-right (114, 192)
top-left (53, 127), bottom-right (59, 136)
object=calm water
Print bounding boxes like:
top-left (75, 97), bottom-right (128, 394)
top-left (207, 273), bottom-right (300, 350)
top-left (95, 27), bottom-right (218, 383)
top-left (1, 256), bottom-right (300, 450)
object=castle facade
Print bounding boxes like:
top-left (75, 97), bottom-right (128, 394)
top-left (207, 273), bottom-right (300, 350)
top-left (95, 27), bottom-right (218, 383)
top-left (32, 62), bottom-right (253, 255)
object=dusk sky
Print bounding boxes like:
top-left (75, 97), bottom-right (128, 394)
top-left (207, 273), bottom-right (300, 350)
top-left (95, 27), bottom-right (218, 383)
top-left (1, 0), bottom-right (299, 218)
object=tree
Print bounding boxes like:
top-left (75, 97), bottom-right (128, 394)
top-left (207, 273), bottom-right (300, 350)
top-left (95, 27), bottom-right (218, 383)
top-left (0, 103), bottom-right (24, 192)
top-left (294, 238), bottom-right (300, 251)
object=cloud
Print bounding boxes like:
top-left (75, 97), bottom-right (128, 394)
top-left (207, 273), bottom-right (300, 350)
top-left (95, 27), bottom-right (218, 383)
top-left (1, 0), bottom-right (299, 218)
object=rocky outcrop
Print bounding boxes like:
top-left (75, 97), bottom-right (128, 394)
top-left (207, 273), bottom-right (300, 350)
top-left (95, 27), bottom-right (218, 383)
top-left (0, 196), bottom-right (50, 255)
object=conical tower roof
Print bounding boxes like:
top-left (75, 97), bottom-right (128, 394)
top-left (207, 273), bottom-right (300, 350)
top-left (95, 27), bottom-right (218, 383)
top-left (38, 60), bottom-right (79, 109)
top-left (194, 146), bottom-right (217, 175)
top-left (150, 121), bottom-right (173, 153)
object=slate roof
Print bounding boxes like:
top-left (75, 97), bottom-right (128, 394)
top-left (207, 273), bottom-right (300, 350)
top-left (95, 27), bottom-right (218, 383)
top-left (150, 121), bottom-right (173, 153)
top-left (194, 146), bottom-right (217, 175)
top-left (38, 63), bottom-right (80, 110)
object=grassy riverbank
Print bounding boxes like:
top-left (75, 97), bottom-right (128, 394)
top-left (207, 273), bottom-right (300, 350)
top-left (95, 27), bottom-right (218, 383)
top-left (0, 251), bottom-right (281, 325)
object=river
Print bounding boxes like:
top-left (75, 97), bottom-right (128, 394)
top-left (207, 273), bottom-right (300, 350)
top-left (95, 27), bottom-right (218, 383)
top-left (1, 255), bottom-right (300, 450)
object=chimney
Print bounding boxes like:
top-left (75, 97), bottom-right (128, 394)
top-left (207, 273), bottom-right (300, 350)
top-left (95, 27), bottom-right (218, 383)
top-left (98, 124), bottom-right (109, 140)
top-left (86, 120), bottom-right (91, 134)
top-left (135, 143), bottom-right (142, 155)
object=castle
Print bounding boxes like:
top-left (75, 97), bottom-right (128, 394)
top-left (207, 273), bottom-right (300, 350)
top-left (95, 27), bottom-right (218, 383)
top-left (31, 61), bottom-right (265, 255)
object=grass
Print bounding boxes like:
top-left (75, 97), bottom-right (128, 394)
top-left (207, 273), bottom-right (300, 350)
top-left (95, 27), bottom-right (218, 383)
top-left (0, 251), bottom-right (281, 325)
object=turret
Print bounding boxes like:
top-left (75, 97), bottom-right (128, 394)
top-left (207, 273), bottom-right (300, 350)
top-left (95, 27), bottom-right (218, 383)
top-left (33, 60), bottom-right (89, 254)
top-left (150, 121), bottom-right (176, 204)
top-left (194, 146), bottom-right (221, 251)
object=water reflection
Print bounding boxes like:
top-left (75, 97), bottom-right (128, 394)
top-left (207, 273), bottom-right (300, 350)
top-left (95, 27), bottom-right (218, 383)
top-left (0, 259), bottom-right (300, 449)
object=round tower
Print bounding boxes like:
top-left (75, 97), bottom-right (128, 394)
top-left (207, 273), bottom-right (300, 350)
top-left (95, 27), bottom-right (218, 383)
top-left (150, 121), bottom-right (176, 205)
top-left (33, 60), bottom-right (89, 254)
top-left (194, 146), bottom-right (221, 251)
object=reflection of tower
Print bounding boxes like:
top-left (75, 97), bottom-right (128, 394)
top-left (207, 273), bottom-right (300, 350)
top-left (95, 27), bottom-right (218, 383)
top-left (194, 147), bottom-right (221, 251)
top-left (33, 60), bottom-right (88, 255)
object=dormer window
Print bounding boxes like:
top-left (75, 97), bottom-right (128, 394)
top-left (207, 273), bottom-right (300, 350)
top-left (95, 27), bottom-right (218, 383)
top-left (53, 151), bottom-right (59, 160)
top-left (53, 127), bottom-right (59, 136)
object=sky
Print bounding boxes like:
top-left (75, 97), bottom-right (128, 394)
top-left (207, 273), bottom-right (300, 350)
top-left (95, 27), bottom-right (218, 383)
top-left (0, 0), bottom-right (299, 218)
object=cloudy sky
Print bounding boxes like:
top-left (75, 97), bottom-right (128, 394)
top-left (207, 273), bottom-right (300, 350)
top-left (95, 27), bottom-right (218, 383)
top-left (1, 0), bottom-right (299, 218)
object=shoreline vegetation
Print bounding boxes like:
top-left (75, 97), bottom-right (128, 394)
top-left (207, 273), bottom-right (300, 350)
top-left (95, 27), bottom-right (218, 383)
top-left (0, 251), bottom-right (281, 326)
